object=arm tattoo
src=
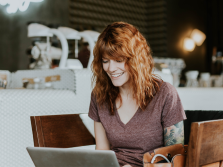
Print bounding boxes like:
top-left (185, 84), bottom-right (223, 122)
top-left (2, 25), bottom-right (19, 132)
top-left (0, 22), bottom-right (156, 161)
top-left (164, 121), bottom-right (184, 146)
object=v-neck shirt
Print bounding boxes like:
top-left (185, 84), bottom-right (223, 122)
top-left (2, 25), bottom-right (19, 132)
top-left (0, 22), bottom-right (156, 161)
top-left (88, 82), bottom-right (186, 167)
top-left (115, 103), bottom-right (140, 128)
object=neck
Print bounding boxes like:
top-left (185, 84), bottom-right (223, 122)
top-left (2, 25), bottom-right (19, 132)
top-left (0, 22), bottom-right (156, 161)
top-left (119, 82), bottom-right (133, 99)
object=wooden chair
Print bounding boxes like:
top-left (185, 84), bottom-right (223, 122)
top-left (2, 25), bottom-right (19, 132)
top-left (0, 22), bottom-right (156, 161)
top-left (186, 119), bottom-right (223, 167)
top-left (30, 114), bottom-right (95, 148)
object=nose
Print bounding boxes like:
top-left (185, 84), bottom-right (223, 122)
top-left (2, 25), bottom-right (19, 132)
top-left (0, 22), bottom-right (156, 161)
top-left (108, 60), bottom-right (117, 72)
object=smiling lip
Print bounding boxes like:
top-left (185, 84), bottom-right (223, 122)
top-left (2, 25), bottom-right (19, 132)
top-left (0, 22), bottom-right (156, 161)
top-left (110, 72), bottom-right (124, 79)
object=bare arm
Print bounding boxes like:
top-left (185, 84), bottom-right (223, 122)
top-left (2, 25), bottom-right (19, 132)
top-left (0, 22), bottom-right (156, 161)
top-left (164, 121), bottom-right (184, 146)
top-left (94, 121), bottom-right (110, 150)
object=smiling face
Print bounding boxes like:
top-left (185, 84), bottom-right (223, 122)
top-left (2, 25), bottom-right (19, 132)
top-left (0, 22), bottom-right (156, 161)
top-left (102, 57), bottom-right (130, 88)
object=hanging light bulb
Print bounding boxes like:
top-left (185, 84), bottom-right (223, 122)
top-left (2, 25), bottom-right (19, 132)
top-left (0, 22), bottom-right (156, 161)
top-left (191, 29), bottom-right (206, 46)
top-left (184, 37), bottom-right (195, 51)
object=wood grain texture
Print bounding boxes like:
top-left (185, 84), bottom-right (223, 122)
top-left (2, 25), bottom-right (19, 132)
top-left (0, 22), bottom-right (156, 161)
top-left (201, 162), bottom-right (220, 167)
top-left (186, 119), bottom-right (223, 167)
top-left (199, 120), bottom-right (223, 165)
top-left (30, 114), bottom-right (95, 148)
top-left (34, 116), bottom-right (45, 147)
top-left (185, 122), bottom-right (199, 167)
top-left (220, 161), bottom-right (223, 167)
top-left (30, 116), bottom-right (39, 147)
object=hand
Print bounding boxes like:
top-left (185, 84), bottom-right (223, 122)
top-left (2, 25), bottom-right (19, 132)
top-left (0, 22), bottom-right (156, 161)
top-left (122, 165), bottom-right (132, 167)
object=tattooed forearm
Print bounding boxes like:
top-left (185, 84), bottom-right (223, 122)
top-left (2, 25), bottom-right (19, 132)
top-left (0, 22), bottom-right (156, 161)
top-left (164, 121), bottom-right (184, 146)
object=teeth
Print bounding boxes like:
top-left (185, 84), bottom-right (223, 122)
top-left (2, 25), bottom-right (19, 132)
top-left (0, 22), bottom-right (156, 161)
top-left (111, 72), bottom-right (124, 77)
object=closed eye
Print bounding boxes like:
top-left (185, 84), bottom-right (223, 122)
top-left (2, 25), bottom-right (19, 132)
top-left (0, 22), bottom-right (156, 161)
top-left (102, 59), bottom-right (108, 63)
top-left (116, 59), bottom-right (124, 63)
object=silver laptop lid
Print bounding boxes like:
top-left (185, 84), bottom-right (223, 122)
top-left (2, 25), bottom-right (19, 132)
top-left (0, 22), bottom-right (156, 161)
top-left (26, 147), bottom-right (120, 167)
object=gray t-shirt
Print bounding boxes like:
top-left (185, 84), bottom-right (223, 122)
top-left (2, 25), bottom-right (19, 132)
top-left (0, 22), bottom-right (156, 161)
top-left (88, 82), bottom-right (186, 167)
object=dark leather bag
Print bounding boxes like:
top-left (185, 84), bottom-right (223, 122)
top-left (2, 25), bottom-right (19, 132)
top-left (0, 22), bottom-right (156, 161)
top-left (143, 144), bottom-right (188, 167)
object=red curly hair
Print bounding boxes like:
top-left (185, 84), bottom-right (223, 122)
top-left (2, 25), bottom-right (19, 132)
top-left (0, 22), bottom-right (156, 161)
top-left (91, 22), bottom-right (161, 115)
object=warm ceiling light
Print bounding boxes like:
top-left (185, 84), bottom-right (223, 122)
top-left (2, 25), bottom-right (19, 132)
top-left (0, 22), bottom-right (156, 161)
top-left (184, 38), bottom-right (195, 51)
top-left (191, 29), bottom-right (206, 46)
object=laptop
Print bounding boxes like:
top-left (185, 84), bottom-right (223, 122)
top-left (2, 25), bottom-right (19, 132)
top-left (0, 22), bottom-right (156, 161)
top-left (26, 147), bottom-right (120, 167)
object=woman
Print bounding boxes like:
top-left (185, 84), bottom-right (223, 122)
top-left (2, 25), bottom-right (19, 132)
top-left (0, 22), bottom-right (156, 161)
top-left (88, 22), bottom-right (186, 167)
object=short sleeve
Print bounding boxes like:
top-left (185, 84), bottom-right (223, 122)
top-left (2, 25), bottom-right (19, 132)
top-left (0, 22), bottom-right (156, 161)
top-left (88, 92), bottom-right (101, 122)
top-left (161, 83), bottom-right (186, 128)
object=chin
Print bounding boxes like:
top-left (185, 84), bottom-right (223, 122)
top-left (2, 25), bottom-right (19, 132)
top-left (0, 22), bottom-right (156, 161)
top-left (111, 81), bottom-right (126, 87)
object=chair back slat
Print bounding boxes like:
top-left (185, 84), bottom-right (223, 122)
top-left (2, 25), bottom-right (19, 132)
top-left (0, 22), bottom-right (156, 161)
top-left (30, 114), bottom-right (95, 148)
top-left (186, 119), bottom-right (223, 167)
